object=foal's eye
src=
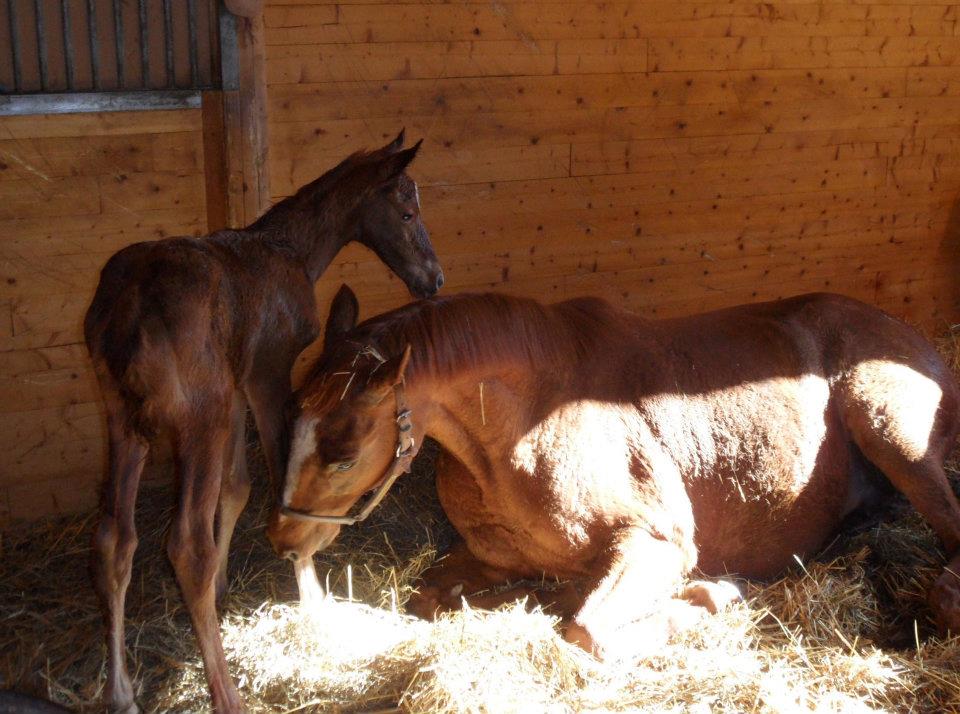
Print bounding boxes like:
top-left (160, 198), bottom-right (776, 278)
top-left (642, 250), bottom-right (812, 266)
top-left (401, 213), bottom-right (413, 222)
top-left (334, 461), bottom-right (356, 472)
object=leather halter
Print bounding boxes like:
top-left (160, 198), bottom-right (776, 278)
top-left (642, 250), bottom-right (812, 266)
top-left (278, 381), bottom-right (417, 526)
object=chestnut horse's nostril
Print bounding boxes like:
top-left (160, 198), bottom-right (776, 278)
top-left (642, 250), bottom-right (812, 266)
top-left (435, 271), bottom-right (445, 291)
top-left (282, 550), bottom-right (299, 563)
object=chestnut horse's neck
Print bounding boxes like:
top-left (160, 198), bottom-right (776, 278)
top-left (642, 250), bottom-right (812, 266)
top-left (345, 293), bottom-right (639, 472)
top-left (244, 162), bottom-right (363, 281)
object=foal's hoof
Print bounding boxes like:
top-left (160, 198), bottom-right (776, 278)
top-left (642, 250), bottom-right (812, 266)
top-left (109, 699), bottom-right (140, 714)
top-left (107, 677), bottom-right (139, 714)
top-left (930, 570), bottom-right (960, 635)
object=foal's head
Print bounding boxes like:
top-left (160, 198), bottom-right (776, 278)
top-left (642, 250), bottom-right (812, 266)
top-left (351, 132), bottom-right (443, 298)
top-left (267, 286), bottom-right (416, 561)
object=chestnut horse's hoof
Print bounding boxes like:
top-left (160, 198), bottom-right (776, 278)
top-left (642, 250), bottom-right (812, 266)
top-left (406, 583), bottom-right (465, 620)
top-left (680, 579), bottom-right (743, 614)
top-left (563, 621), bottom-right (601, 658)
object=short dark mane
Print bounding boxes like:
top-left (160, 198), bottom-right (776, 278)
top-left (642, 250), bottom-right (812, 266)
top-left (248, 149), bottom-right (372, 233)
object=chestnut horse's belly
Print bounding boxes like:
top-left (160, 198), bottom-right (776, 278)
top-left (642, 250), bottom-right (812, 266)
top-left (674, 377), bottom-right (860, 579)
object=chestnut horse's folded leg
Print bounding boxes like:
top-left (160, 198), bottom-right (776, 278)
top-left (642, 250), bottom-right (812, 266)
top-left (168, 421), bottom-right (242, 714)
top-left (564, 527), bottom-right (698, 660)
top-left (408, 540), bottom-right (582, 622)
top-left (407, 540), bottom-right (515, 619)
top-left (215, 394), bottom-right (251, 604)
top-left (93, 405), bottom-right (149, 714)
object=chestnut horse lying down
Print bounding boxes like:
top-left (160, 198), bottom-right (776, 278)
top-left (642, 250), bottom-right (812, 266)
top-left (269, 288), bottom-right (960, 657)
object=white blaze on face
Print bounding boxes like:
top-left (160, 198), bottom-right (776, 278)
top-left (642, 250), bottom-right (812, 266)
top-left (284, 416), bottom-right (319, 505)
top-left (413, 181), bottom-right (421, 211)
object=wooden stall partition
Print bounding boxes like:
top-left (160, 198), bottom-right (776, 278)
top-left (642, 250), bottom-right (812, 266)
top-left (263, 0), bottom-right (960, 382)
top-left (0, 108), bottom-right (208, 522)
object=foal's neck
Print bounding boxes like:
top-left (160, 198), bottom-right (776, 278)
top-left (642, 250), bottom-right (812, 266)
top-left (245, 181), bottom-right (359, 282)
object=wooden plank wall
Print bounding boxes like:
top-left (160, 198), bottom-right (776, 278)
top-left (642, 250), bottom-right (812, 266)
top-left (0, 109), bottom-right (206, 521)
top-left (264, 0), bottom-right (960, 382)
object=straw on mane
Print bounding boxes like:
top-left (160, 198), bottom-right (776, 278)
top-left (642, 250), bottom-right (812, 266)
top-left (299, 292), bottom-right (629, 411)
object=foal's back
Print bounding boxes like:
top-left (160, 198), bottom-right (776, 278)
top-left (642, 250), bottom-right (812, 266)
top-left (85, 232), bottom-right (314, 427)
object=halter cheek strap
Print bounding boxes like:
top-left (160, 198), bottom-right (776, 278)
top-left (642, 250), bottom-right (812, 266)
top-left (278, 382), bottom-right (418, 526)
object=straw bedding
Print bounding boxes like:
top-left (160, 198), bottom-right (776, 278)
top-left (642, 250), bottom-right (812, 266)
top-left (4, 350), bottom-right (960, 713)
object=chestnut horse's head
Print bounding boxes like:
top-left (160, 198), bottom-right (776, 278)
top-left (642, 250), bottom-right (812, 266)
top-left (354, 131), bottom-right (443, 298)
top-left (267, 286), bottom-right (416, 562)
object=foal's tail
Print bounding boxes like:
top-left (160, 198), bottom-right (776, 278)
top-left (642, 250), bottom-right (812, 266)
top-left (84, 247), bottom-right (158, 438)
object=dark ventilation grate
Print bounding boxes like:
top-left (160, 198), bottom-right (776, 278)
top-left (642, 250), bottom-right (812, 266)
top-left (0, 0), bottom-right (221, 95)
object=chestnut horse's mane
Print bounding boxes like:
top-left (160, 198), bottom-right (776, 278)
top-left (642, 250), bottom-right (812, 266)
top-left (306, 293), bottom-right (632, 406)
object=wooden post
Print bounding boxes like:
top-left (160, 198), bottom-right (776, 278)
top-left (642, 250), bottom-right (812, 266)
top-left (202, 1), bottom-right (269, 231)
top-left (235, 9), bottom-right (270, 224)
top-left (201, 91), bottom-right (229, 233)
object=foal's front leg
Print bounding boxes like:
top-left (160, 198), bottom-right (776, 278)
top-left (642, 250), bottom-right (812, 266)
top-left (215, 393), bottom-right (250, 603)
top-left (565, 528), bottom-right (735, 660)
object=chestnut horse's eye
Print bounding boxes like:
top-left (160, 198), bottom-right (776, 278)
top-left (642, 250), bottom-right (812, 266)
top-left (334, 461), bottom-right (356, 472)
top-left (401, 213), bottom-right (413, 222)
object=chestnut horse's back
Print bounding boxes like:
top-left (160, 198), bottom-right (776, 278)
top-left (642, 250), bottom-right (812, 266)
top-left (787, 293), bottom-right (960, 465)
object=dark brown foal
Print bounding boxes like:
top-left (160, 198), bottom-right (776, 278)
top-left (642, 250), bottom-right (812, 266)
top-left (84, 133), bottom-right (442, 714)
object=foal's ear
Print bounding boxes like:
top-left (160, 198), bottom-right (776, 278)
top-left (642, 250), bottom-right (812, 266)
top-left (377, 140), bottom-right (422, 184)
top-left (323, 285), bottom-right (359, 352)
top-left (385, 129), bottom-right (405, 153)
top-left (364, 344), bottom-right (412, 403)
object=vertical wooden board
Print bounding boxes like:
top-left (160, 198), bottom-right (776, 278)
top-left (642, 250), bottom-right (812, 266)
top-left (170, 0), bottom-right (192, 88)
top-left (37, 0), bottom-right (68, 91)
top-left (90, 0), bottom-right (120, 90)
top-left (201, 92), bottom-right (229, 232)
top-left (144, 0), bottom-right (168, 89)
top-left (0, 1), bottom-right (13, 92)
top-left (8, 0), bottom-right (41, 92)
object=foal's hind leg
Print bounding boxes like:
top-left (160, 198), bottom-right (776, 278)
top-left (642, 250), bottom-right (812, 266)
top-left (842, 363), bottom-right (960, 633)
top-left (214, 393), bottom-right (250, 604)
top-left (168, 418), bottom-right (242, 713)
top-left (93, 404), bottom-right (149, 714)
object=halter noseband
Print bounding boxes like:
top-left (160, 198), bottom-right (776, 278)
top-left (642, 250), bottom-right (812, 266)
top-left (278, 381), bottom-right (417, 526)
